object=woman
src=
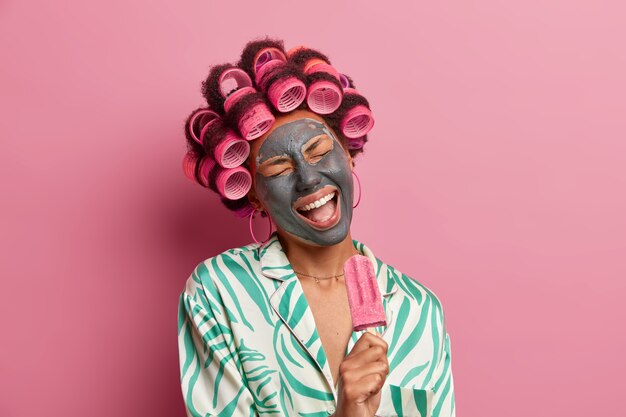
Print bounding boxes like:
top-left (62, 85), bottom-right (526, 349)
top-left (178, 38), bottom-right (455, 417)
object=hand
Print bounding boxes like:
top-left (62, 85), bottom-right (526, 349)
top-left (334, 331), bottom-right (389, 417)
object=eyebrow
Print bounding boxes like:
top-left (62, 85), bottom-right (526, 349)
top-left (259, 155), bottom-right (293, 167)
top-left (302, 134), bottom-right (331, 154)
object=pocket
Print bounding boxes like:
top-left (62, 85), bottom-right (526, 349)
top-left (375, 384), bottom-right (435, 417)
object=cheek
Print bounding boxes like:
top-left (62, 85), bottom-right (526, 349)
top-left (321, 150), bottom-right (352, 176)
top-left (255, 175), bottom-right (294, 206)
top-left (254, 177), bottom-right (272, 202)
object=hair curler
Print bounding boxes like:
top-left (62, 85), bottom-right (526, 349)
top-left (303, 58), bottom-right (327, 74)
top-left (182, 151), bottom-right (200, 184)
top-left (285, 46), bottom-right (342, 114)
top-left (254, 49), bottom-right (306, 113)
top-left (339, 73), bottom-right (352, 90)
top-left (304, 61), bottom-right (342, 114)
top-left (347, 136), bottom-right (367, 150)
top-left (217, 166), bottom-right (252, 200)
top-left (203, 158), bottom-right (252, 200)
top-left (188, 109), bottom-right (221, 145)
top-left (253, 47), bottom-right (287, 73)
top-left (340, 88), bottom-right (375, 138)
top-left (220, 68), bottom-right (274, 140)
top-left (213, 130), bottom-right (250, 168)
top-left (219, 67), bottom-right (274, 140)
top-left (183, 152), bottom-right (252, 200)
top-left (223, 86), bottom-right (275, 140)
top-left (219, 67), bottom-right (254, 97)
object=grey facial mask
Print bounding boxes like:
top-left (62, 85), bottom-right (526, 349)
top-left (254, 118), bottom-right (354, 246)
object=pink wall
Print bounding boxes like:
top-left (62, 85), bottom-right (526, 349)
top-left (1, 1), bottom-right (625, 415)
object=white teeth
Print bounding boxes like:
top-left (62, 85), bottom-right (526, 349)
top-left (297, 192), bottom-right (335, 212)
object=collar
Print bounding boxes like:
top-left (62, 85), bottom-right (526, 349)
top-left (258, 232), bottom-right (398, 297)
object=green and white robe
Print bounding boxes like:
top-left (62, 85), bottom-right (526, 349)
top-left (178, 232), bottom-right (455, 417)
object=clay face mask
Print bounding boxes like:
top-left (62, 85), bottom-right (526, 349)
top-left (254, 118), bottom-right (354, 246)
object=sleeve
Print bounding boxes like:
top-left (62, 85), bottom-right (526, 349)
top-left (177, 268), bottom-right (257, 417)
top-left (430, 331), bottom-right (456, 417)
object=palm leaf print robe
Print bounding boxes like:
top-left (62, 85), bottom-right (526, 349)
top-left (178, 232), bottom-right (456, 417)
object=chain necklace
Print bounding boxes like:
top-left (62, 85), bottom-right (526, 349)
top-left (293, 270), bottom-right (345, 284)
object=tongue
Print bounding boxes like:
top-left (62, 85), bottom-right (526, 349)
top-left (304, 199), bottom-right (336, 222)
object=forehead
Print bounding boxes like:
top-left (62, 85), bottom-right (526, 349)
top-left (256, 118), bottom-right (336, 162)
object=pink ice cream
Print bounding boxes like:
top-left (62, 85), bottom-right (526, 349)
top-left (343, 255), bottom-right (387, 331)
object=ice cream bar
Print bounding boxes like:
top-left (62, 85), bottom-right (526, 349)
top-left (343, 254), bottom-right (387, 331)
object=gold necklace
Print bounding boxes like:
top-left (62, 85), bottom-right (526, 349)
top-left (293, 270), bottom-right (345, 284)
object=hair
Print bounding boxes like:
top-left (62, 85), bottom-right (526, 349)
top-left (182, 36), bottom-right (373, 217)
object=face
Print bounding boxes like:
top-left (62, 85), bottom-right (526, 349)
top-left (249, 112), bottom-right (354, 246)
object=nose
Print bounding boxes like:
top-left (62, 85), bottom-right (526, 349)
top-left (295, 163), bottom-right (322, 192)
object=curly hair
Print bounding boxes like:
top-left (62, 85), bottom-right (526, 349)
top-left (182, 37), bottom-right (374, 217)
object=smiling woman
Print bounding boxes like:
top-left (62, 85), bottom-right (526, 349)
top-left (177, 37), bottom-right (456, 417)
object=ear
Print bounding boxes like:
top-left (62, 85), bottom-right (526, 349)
top-left (247, 185), bottom-right (264, 211)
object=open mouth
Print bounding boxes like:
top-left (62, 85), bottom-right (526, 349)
top-left (294, 189), bottom-right (341, 230)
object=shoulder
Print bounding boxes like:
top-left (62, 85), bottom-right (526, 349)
top-left (378, 258), bottom-right (448, 331)
top-left (182, 241), bottom-right (263, 300)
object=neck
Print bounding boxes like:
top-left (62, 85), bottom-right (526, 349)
top-left (277, 230), bottom-right (360, 278)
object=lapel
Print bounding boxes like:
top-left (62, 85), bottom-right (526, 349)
top-left (259, 232), bottom-right (399, 393)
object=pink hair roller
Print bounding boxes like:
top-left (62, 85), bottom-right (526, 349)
top-left (306, 80), bottom-right (343, 114)
top-left (223, 86), bottom-right (255, 112)
top-left (254, 51), bottom-right (306, 113)
top-left (219, 68), bottom-right (253, 98)
top-left (254, 47), bottom-right (287, 73)
top-left (239, 104), bottom-right (275, 140)
top-left (220, 67), bottom-right (274, 140)
top-left (182, 151), bottom-right (200, 184)
top-left (268, 76), bottom-right (307, 112)
top-left (182, 153), bottom-right (215, 188)
top-left (213, 130), bottom-right (250, 168)
top-left (196, 157), bottom-right (213, 188)
top-left (224, 86), bottom-right (275, 140)
top-left (255, 59), bottom-right (283, 88)
top-left (340, 88), bottom-right (375, 138)
top-left (306, 62), bottom-right (340, 80)
top-left (347, 137), bottom-right (366, 150)
top-left (216, 166), bottom-right (252, 200)
top-left (189, 109), bottom-right (221, 145)
top-left (339, 73), bottom-right (351, 90)
top-left (305, 62), bottom-right (343, 115)
top-left (186, 154), bottom-right (252, 199)
top-left (201, 158), bottom-right (252, 200)
top-left (198, 113), bottom-right (224, 145)
top-left (341, 104), bottom-right (375, 138)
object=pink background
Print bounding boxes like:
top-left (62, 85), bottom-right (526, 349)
top-left (1, 1), bottom-right (625, 416)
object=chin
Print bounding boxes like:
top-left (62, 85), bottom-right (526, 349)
top-left (289, 215), bottom-right (352, 247)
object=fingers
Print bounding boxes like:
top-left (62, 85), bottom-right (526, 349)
top-left (342, 359), bottom-right (389, 382)
top-left (335, 332), bottom-right (390, 411)
top-left (348, 331), bottom-right (388, 356)
top-left (340, 344), bottom-right (388, 372)
top-left (340, 372), bottom-right (386, 403)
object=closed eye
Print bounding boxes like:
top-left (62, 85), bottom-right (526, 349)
top-left (303, 134), bottom-right (334, 164)
top-left (258, 156), bottom-right (294, 177)
top-left (309, 150), bottom-right (332, 164)
top-left (270, 167), bottom-right (293, 177)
